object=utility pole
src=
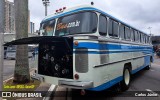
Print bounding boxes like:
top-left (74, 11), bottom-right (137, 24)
top-left (14, 0), bottom-right (30, 83)
top-left (42, 0), bottom-right (50, 16)
top-left (148, 27), bottom-right (152, 36)
top-left (0, 0), bottom-right (5, 92)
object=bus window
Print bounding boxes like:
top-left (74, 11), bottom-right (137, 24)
top-left (138, 32), bottom-right (141, 42)
top-left (145, 35), bottom-right (147, 44)
top-left (108, 19), bottom-right (113, 36)
top-left (125, 26), bottom-right (131, 40)
top-left (41, 20), bottom-right (55, 36)
top-left (55, 12), bottom-right (97, 36)
top-left (144, 35), bottom-right (146, 43)
top-left (120, 24), bottom-right (125, 39)
top-left (113, 21), bottom-right (119, 37)
top-left (99, 15), bottom-right (107, 36)
top-left (134, 30), bottom-right (139, 42)
top-left (108, 19), bottom-right (118, 37)
top-left (131, 29), bottom-right (135, 41)
top-left (140, 33), bottom-right (143, 43)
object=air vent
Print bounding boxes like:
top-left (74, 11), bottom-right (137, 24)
top-left (75, 48), bottom-right (88, 73)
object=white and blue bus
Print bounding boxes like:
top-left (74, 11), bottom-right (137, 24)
top-left (5, 5), bottom-right (153, 92)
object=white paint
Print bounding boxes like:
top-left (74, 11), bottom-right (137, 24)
top-left (43, 84), bottom-right (56, 100)
top-left (3, 77), bottom-right (13, 83)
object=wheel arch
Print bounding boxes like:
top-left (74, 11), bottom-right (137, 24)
top-left (124, 62), bottom-right (132, 72)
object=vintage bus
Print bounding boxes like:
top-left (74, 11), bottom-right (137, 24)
top-left (5, 4), bottom-right (153, 92)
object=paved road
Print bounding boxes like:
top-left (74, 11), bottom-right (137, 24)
top-left (3, 58), bottom-right (38, 81)
top-left (54, 58), bottom-right (160, 100)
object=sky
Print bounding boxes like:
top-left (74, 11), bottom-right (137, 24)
top-left (9, 0), bottom-right (160, 35)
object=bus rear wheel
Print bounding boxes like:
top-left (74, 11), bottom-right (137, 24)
top-left (145, 59), bottom-right (151, 70)
top-left (120, 68), bottom-right (131, 91)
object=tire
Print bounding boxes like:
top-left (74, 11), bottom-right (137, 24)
top-left (145, 59), bottom-right (151, 70)
top-left (120, 68), bottom-right (131, 91)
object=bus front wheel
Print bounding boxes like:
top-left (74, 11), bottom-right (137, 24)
top-left (120, 67), bottom-right (131, 91)
top-left (145, 59), bottom-right (151, 70)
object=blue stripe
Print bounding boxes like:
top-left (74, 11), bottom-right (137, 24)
top-left (74, 42), bottom-right (152, 50)
top-left (73, 50), bottom-right (152, 54)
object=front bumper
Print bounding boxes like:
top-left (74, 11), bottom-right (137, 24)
top-left (31, 74), bottom-right (93, 89)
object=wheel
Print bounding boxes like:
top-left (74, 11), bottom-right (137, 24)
top-left (145, 59), bottom-right (151, 70)
top-left (120, 68), bottom-right (131, 91)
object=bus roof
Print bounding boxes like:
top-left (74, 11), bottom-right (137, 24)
top-left (42, 5), bottom-right (148, 36)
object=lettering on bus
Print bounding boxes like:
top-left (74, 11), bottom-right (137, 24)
top-left (56, 20), bottom-right (80, 30)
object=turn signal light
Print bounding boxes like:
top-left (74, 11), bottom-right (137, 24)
top-left (74, 41), bottom-right (79, 46)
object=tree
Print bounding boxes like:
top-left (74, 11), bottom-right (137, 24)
top-left (13, 0), bottom-right (30, 83)
top-left (0, 0), bottom-right (5, 92)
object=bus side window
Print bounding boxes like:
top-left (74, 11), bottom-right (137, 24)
top-left (108, 19), bottom-right (119, 38)
top-left (125, 26), bottom-right (131, 40)
top-left (144, 34), bottom-right (146, 43)
top-left (131, 29), bottom-right (135, 41)
top-left (134, 30), bottom-right (139, 42)
top-left (145, 35), bottom-right (147, 44)
top-left (119, 24), bottom-right (125, 40)
top-left (140, 33), bottom-right (143, 43)
top-left (108, 19), bottom-right (113, 37)
top-left (99, 15), bottom-right (107, 36)
top-left (138, 32), bottom-right (141, 43)
top-left (113, 21), bottom-right (119, 37)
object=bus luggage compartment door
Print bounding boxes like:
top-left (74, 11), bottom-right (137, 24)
top-left (4, 36), bottom-right (73, 79)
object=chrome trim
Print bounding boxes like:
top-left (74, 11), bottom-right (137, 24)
top-left (59, 80), bottom-right (93, 89)
top-left (31, 74), bottom-right (44, 82)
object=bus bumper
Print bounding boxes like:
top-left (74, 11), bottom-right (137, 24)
top-left (58, 80), bottom-right (93, 89)
top-left (31, 74), bottom-right (93, 89)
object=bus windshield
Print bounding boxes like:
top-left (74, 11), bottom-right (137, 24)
top-left (41, 20), bottom-right (55, 36)
top-left (55, 12), bottom-right (97, 36)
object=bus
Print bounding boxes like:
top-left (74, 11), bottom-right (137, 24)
top-left (4, 4), bottom-right (153, 92)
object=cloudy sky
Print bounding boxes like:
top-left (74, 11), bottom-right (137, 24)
top-left (9, 0), bottom-right (160, 35)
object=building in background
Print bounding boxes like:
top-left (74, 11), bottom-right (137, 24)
top-left (30, 22), bottom-right (35, 33)
top-left (4, 0), bottom-right (32, 34)
top-left (4, 0), bottom-right (15, 33)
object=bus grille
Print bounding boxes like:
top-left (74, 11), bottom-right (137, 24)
top-left (75, 48), bottom-right (88, 73)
